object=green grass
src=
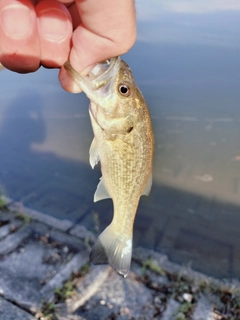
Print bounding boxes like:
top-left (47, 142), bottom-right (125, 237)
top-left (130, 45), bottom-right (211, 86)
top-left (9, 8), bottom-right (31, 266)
top-left (40, 301), bottom-right (56, 320)
top-left (54, 262), bottom-right (90, 302)
top-left (141, 258), bottom-right (166, 276)
top-left (55, 281), bottom-right (76, 301)
top-left (15, 213), bottom-right (32, 224)
top-left (0, 197), bottom-right (6, 209)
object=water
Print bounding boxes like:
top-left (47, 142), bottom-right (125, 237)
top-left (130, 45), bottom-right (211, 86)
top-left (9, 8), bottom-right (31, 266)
top-left (0, 0), bottom-right (240, 279)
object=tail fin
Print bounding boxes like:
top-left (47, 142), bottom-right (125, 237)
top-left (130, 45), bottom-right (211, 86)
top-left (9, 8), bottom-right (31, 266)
top-left (90, 224), bottom-right (132, 277)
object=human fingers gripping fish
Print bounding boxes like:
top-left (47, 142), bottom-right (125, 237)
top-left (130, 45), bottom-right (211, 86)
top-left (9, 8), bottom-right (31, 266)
top-left (64, 57), bottom-right (154, 277)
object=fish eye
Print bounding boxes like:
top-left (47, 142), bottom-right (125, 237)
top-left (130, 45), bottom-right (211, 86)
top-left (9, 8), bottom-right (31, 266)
top-left (118, 83), bottom-right (131, 97)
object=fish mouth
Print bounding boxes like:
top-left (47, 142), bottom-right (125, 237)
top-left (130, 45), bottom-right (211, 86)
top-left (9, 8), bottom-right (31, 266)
top-left (64, 57), bottom-right (120, 95)
top-left (87, 58), bottom-right (118, 82)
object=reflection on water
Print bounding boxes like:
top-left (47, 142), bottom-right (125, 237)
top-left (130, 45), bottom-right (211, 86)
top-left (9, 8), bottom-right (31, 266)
top-left (0, 0), bottom-right (240, 279)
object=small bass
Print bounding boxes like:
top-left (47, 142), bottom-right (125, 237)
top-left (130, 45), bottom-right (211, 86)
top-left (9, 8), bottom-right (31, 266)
top-left (64, 57), bottom-right (154, 277)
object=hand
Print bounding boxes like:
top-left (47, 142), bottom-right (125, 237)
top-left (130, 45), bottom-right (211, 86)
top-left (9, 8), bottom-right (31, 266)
top-left (0, 0), bottom-right (136, 92)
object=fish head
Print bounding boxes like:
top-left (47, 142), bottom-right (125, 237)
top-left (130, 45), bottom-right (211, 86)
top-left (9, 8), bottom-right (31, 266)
top-left (64, 58), bottom-right (141, 127)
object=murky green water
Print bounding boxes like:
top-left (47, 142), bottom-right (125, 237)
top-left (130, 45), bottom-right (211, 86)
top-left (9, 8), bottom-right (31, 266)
top-left (0, 1), bottom-right (240, 279)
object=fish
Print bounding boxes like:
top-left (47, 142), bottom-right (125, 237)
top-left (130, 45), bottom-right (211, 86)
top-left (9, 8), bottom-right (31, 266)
top-left (64, 57), bottom-right (154, 277)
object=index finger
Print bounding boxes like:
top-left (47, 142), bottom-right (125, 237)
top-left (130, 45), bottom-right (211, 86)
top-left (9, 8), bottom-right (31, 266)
top-left (70, 0), bottom-right (136, 73)
top-left (59, 0), bottom-right (136, 92)
top-left (0, 0), bottom-right (40, 72)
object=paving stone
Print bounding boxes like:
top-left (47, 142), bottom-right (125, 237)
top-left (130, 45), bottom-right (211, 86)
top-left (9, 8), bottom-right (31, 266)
top-left (72, 268), bottom-right (155, 320)
top-left (0, 232), bottom-right (88, 314)
top-left (41, 251), bottom-right (89, 301)
top-left (0, 226), bottom-right (31, 255)
top-left (133, 247), bottom-right (232, 291)
top-left (0, 242), bottom-right (58, 311)
top-left (160, 298), bottom-right (180, 320)
top-left (24, 206), bottom-right (73, 231)
top-left (29, 220), bottom-right (50, 236)
top-left (0, 224), bottom-right (11, 239)
top-left (29, 221), bottom-right (87, 251)
top-left (0, 206), bottom-right (91, 313)
top-left (56, 315), bottom-right (85, 320)
top-left (0, 211), bottom-right (12, 221)
top-left (0, 220), bottom-right (22, 240)
top-left (49, 229), bottom-right (86, 251)
top-left (8, 201), bottom-right (73, 231)
top-left (69, 224), bottom-right (96, 244)
top-left (67, 265), bottom-right (111, 313)
top-left (0, 201), bottom-right (237, 320)
top-left (0, 296), bottom-right (35, 320)
top-left (133, 247), bottom-right (181, 275)
top-left (192, 296), bottom-right (215, 320)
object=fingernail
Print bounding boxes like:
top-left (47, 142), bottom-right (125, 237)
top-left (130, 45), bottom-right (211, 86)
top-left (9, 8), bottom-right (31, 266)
top-left (38, 8), bottom-right (70, 41)
top-left (1, 5), bottom-right (32, 39)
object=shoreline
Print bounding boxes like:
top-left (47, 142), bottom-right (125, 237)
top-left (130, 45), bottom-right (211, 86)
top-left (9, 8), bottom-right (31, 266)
top-left (0, 196), bottom-right (239, 319)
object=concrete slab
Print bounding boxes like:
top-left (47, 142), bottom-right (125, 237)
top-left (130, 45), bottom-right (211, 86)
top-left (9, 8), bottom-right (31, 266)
top-left (192, 296), bottom-right (215, 320)
top-left (0, 202), bottom-right (239, 320)
top-left (0, 297), bottom-right (35, 320)
top-left (0, 209), bottom-right (90, 314)
top-left (8, 200), bottom-right (73, 231)
top-left (0, 226), bottom-right (31, 255)
top-left (160, 298), bottom-right (180, 320)
top-left (41, 251), bottom-right (89, 301)
top-left (68, 267), bottom-right (155, 320)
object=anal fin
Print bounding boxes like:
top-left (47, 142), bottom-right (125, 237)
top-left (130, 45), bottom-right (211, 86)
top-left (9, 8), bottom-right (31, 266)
top-left (142, 173), bottom-right (152, 196)
top-left (94, 177), bottom-right (111, 202)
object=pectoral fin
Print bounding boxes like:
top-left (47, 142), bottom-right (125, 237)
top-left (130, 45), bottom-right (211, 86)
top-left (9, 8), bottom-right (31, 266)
top-left (89, 138), bottom-right (99, 169)
top-left (142, 173), bottom-right (152, 196)
top-left (94, 177), bottom-right (111, 202)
